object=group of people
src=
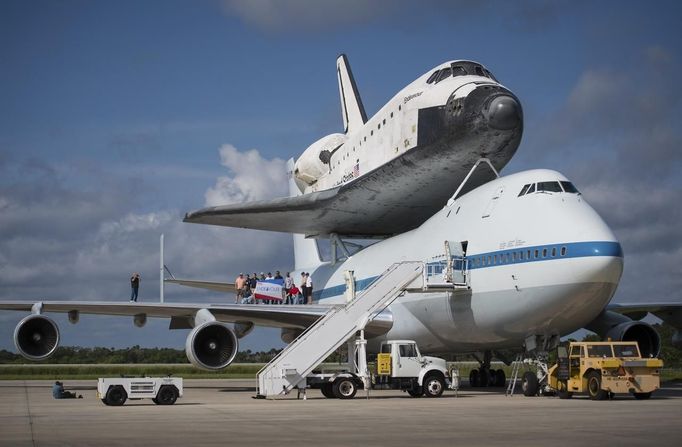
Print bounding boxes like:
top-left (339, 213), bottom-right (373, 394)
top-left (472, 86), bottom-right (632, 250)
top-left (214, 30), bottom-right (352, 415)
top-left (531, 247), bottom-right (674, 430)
top-left (234, 271), bottom-right (314, 305)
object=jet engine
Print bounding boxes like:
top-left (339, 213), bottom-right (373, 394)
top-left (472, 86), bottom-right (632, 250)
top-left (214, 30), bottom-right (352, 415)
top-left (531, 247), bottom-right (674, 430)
top-left (185, 322), bottom-right (238, 370)
top-left (586, 310), bottom-right (661, 357)
top-left (14, 314), bottom-right (60, 360)
top-left (605, 321), bottom-right (661, 358)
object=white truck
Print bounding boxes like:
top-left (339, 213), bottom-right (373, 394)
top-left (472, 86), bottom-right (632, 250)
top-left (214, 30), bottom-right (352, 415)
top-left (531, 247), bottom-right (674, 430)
top-left (97, 376), bottom-right (183, 406)
top-left (308, 340), bottom-right (455, 399)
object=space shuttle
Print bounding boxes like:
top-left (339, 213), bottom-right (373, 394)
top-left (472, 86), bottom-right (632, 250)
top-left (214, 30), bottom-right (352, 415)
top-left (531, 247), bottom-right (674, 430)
top-left (185, 55), bottom-right (523, 237)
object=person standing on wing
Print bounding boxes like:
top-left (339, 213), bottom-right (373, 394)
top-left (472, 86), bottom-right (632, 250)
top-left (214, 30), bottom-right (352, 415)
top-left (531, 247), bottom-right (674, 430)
top-left (306, 272), bottom-right (313, 304)
top-left (130, 273), bottom-right (140, 302)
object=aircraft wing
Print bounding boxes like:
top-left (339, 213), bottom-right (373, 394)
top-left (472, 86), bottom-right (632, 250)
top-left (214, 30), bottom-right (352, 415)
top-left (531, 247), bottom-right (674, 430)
top-left (607, 302), bottom-right (682, 327)
top-left (0, 301), bottom-right (392, 334)
top-left (164, 279), bottom-right (236, 294)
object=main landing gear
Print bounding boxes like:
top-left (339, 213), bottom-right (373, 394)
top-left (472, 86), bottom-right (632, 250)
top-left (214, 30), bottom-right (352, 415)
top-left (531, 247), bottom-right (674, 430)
top-left (469, 351), bottom-right (507, 388)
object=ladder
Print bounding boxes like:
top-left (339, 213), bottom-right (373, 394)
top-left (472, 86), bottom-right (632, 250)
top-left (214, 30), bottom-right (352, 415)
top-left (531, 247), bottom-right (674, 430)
top-left (257, 261), bottom-right (424, 398)
top-left (505, 353), bottom-right (524, 396)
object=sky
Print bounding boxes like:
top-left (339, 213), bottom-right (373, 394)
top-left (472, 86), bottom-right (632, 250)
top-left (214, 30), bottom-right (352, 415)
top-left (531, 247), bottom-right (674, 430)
top-left (1, 0), bottom-right (681, 353)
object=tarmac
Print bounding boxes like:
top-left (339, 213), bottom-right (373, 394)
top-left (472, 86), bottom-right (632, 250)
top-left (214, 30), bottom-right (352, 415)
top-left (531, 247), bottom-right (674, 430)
top-left (1, 379), bottom-right (681, 446)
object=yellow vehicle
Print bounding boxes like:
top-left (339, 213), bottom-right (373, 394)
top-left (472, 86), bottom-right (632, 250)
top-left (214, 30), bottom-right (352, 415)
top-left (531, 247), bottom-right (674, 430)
top-left (548, 341), bottom-right (663, 400)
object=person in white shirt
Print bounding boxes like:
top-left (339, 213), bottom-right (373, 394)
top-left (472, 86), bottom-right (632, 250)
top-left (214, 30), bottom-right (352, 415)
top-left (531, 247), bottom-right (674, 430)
top-left (305, 273), bottom-right (313, 304)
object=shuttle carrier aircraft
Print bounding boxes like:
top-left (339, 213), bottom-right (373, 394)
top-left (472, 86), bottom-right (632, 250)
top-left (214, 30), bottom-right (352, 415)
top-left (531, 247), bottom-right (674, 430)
top-left (184, 55), bottom-right (523, 237)
top-left (2, 164), bottom-right (680, 390)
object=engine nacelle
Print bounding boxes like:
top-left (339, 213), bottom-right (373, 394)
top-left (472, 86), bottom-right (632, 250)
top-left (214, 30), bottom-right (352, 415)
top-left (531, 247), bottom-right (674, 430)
top-left (14, 315), bottom-right (60, 361)
top-left (605, 321), bottom-right (661, 358)
top-left (185, 322), bottom-right (238, 370)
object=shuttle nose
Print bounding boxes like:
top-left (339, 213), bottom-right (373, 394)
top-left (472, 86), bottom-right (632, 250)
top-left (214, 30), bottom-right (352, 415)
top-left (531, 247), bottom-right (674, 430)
top-left (487, 95), bottom-right (521, 130)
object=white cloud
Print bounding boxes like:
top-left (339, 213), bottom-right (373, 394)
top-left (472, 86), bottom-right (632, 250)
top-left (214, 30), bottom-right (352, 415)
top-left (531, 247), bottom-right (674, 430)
top-left (221, 0), bottom-right (390, 32)
top-left (204, 144), bottom-right (288, 206)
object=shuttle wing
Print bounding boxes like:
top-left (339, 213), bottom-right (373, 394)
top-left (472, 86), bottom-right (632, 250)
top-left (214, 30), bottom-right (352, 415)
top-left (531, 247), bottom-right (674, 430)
top-left (184, 155), bottom-right (497, 237)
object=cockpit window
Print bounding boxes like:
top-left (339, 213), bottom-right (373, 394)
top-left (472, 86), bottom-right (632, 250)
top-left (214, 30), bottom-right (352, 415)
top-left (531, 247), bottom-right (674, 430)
top-left (560, 181), bottom-right (580, 194)
top-left (435, 67), bottom-right (452, 83)
top-left (526, 183), bottom-right (535, 194)
top-left (426, 70), bottom-right (439, 84)
top-left (451, 64), bottom-right (467, 77)
top-left (518, 184), bottom-right (531, 197)
top-left (475, 65), bottom-right (484, 76)
top-left (537, 181), bottom-right (563, 193)
top-left (484, 69), bottom-right (498, 82)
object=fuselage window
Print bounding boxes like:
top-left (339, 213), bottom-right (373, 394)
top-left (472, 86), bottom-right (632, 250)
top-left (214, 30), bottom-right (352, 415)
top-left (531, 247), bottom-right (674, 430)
top-left (476, 258), bottom-right (481, 267)
top-left (436, 67), bottom-right (452, 83)
top-left (513, 252), bottom-right (517, 261)
top-left (371, 130), bottom-right (373, 136)
top-left (527, 250), bottom-right (531, 259)
top-left (451, 65), bottom-right (467, 77)
top-left (487, 256), bottom-right (491, 265)
top-left (378, 124), bottom-right (380, 130)
top-left (398, 105), bottom-right (401, 111)
top-left (561, 246), bottom-right (567, 256)
top-left (506, 253), bottom-right (511, 263)
top-left (364, 136), bottom-right (366, 142)
top-left (518, 184), bottom-right (531, 197)
top-left (426, 70), bottom-right (440, 84)
top-left (519, 251), bottom-right (524, 260)
top-left (534, 249), bottom-right (539, 259)
top-left (383, 119), bottom-right (386, 125)
top-left (551, 247), bottom-right (557, 257)
top-left (390, 112), bottom-right (394, 118)
top-left (494, 255), bottom-right (498, 264)
top-left (537, 181), bottom-right (563, 193)
top-left (560, 181), bottom-right (580, 194)
top-left (542, 248), bottom-right (548, 258)
top-left (474, 65), bottom-right (484, 76)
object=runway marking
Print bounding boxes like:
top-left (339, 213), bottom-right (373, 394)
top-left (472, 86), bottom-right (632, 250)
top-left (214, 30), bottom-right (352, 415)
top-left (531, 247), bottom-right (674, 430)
top-left (23, 381), bottom-right (36, 447)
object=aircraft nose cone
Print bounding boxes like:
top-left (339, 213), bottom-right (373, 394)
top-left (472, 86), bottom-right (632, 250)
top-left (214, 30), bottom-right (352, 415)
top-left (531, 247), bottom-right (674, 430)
top-left (487, 95), bottom-right (521, 130)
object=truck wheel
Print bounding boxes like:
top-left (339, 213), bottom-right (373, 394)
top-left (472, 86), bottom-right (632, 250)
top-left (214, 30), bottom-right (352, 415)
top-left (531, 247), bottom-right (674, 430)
top-left (495, 369), bottom-right (506, 387)
top-left (586, 371), bottom-right (607, 400)
top-left (105, 385), bottom-right (127, 406)
top-left (522, 372), bottom-right (538, 396)
top-left (633, 392), bottom-right (651, 400)
top-left (469, 369), bottom-right (479, 387)
top-left (320, 383), bottom-right (336, 399)
top-left (423, 375), bottom-right (445, 398)
top-left (156, 385), bottom-right (179, 405)
top-left (332, 378), bottom-right (357, 399)
top-left (557, 381), bottom-right (573, 399)
top-left (407, 388), bottom-right (423, 397)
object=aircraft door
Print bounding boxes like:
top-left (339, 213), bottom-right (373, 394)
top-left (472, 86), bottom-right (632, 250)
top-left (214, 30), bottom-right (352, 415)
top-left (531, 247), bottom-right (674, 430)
top-left (445, 240), bottom-right (468, 285)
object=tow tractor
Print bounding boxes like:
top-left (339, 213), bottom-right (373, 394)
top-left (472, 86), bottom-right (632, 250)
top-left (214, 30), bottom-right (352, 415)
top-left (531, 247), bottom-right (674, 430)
top-left (547, 341), bottom-right (663, 400)
top-left (306, 339), bottom-right (456, 399)
top-left (97, 376), bottom-right (183, 406)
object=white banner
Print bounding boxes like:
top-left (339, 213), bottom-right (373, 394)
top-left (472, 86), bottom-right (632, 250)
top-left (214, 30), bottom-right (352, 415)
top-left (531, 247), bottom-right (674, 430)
top-left (254, 281), bottom-right (284, 301)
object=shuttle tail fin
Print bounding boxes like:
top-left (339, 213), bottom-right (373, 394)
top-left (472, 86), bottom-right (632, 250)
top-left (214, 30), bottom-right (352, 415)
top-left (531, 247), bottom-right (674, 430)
top-left (337, 54), bottom-right (367, 135)
top-left (287, 158), bottom-right (322, 270)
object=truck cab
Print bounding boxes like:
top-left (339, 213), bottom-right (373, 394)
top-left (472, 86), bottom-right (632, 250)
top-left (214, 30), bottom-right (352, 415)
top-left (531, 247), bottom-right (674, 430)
top-left (375, 340), bottom-right (450, 397)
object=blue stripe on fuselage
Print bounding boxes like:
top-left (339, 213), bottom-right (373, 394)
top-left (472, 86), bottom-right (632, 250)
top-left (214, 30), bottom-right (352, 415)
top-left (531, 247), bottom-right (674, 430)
top-left (312, 241), bottom-right (622, 302)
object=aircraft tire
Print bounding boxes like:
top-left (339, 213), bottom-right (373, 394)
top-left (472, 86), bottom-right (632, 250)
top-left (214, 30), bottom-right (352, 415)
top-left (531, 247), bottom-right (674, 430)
top-left (586, 371), bottom-right (607, 400)
top-left (495, 369), bottom-right (506, 387)
top-left (469, 369), bottom-right (480, 387)
top-left (104, 385), bottom-right (127, 406)
top-left (522, 372), bottom-right (538, 397)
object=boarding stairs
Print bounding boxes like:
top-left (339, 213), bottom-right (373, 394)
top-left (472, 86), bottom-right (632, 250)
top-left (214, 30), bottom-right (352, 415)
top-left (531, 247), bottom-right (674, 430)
top-left (505, 353), bottom-right (524, 396)
top-left (256, 261), bottom-right (424, 398)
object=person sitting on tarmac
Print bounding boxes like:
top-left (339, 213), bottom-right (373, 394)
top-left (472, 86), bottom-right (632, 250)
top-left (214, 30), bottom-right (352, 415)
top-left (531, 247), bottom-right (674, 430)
top-left (52, 381), bottom-right (82, 399)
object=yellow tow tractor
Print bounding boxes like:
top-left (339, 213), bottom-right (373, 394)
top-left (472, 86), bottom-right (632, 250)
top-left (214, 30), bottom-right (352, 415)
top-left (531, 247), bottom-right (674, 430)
top-left (548, 341), bottom-right (663, 400)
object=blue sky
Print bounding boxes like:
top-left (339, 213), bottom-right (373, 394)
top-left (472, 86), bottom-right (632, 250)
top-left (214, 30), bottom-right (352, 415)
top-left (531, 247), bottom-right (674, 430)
top-left (1, 0), bottom-right (681, 352)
